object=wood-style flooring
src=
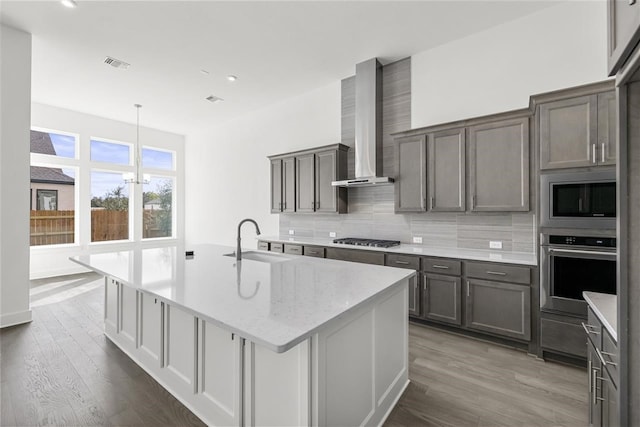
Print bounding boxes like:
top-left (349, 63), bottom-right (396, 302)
top-left (1, 273), bottom-right (587, 426)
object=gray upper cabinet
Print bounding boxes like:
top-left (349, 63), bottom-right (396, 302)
top-left (539, 90), bottom-right (616, 170)
top-left (270, 159), bottom-right (283, 213)
top-left (282, 157), bottom-right (296, 213)
top-left (268, 144), bottom-right (348, 214)
top-left (428, 128), bottom-right (465, 212)
top-left (468, 116), bottom-right (530, 212)
top-left (395, 134), bottom-right (427, 212)
top-left (597, 91), bottom-right (617, 166)
top-left (295, 153), bottom-right (315, 213)
top-left (315, 148), bottom-right (347, 214)
top-left (607, 0), bottom-right (640, 76)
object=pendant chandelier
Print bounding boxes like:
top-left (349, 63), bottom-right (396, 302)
top-left (123, 103), bottom-right (150, 185)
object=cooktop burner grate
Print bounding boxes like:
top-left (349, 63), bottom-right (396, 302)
top-left (333, 238), bottom-right (401, 248)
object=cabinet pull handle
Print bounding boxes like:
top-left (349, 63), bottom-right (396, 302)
top-left (578, 198), bottom-right (583, 212)
top-left (432, 265), bottom-right (449, 269)
top-left (467, 281), bottom-right (470, 297)
top-left (582, 322), bottom-right (601, 335)
top-left (592, 144), bottom-right (597, 164)
top-left (592, 368), bottom-right (598, 405)
top-left (472, 195), bottom-right (476, 208)
top-left (601, 142), bottom-right (606, 163)
top-left (486, 271), bottom-right (507, 276)
top-left (395, 260), bottom-right (410, 265)
top-left (430, 197), bottom-right (434, 210)
top-left (596, 347), bottom-right (618, 367)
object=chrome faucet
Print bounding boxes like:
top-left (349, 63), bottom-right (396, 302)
top-left (236, 218), bottom-right (261, 261)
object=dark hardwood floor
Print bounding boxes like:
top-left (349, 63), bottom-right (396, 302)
top-left (1, 273), bottom-right (586, 426)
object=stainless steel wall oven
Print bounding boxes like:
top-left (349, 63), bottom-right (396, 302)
top-left (540, 234), bottom-right (616, 317)
top-left (541, 170), bottom-right (616, 229)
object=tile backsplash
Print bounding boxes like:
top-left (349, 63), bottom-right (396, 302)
top-left (279, 185), bottom-right (536, 253)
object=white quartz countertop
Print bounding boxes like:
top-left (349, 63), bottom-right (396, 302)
top-left (583, 291), bottom-right (617, 341)
top-left (71, 244), bottom-right (414, 353)
top-left (260, 236), bottom-right (538, 266)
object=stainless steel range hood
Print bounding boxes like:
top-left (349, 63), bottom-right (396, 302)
top-left (332, 58), bottom-right (394, 188)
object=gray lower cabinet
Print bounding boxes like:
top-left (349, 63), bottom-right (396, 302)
top-left (467, 116), bottom-right (529, 211)
top-left (385, 254), bottom-right (421, 317)
top-left (394, 134), bottom-right (427, 212)
top-left (588, 344), bottom-right (604, 427)
top-left (423, 273), bottom-right (462, 326)
top-left (325, 247), bottom-right (385, 265)
top-left (428, 128), bottom-right (465, 212)
top-left (296, 153), bottom-right (315, 213)
top-left (538, 89), bottom-right (616, 170)
top-left (607, 0), bottom-right (640, 75)
top-left (465, 278), bottom-right (531, 341)
top-left (303, 245), bottom-right (325, 258)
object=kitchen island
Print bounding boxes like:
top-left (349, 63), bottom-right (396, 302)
top-left (71, 244), bottom-right (414, 427)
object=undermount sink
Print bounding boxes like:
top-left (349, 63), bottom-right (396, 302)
top-left (223, 251), bottom-right (291, 263)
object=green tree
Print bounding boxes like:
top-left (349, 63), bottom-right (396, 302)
top-left (101, 186), bottom-right (128, 211)
top-left (156, 181), bottom-right (172, 235)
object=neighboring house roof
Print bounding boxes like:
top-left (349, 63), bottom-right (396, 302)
top-left (29, 131), bottom-right (75, 185)
top-left (30, 166), bottom-right (75, 184)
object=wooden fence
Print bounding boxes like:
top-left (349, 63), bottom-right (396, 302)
top-left (30, 209), bottom-right (169, 245)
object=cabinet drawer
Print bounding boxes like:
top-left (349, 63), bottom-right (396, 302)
top-left (585, 307), bottom-right (603, 347)
top-left (303, 246), bottom-right (325, 258)
top-left (602, 329), bottom-right (618, 388)
top-left (540, 317), bottom-right (587, 358)
top-left (385, 254), bottom-right (420, 270)
top-left (257, 241), bottom-right (270, 251)
top-left (270, 243), bottom-right (284, 253)
top-left (423, 257), bottom-right (461, 276)
top-left (284, 244), bottom-right (303, 255)
top-left (325, 247), bottom-right (385, 265)
top-left (465, 261), bottom-right (530, 285)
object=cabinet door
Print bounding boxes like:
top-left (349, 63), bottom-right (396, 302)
top-left (296, 154), bottom-right (315, 213)
top-left (588, 344), bottom-right (604, 427)
top-left (428, 128), bottom-right (465, 212)
top-left (408, 275), bottom-right (421, 317)
top-left (597, 91), bottom-right (617, 166)
top-left (270, 159), bottom-right (283, 213)
top-left (423, 273), bottom-right (462, 326)
top-left (607, 0), bottom-right (640, 75)
top-left (164, 304), bottom-right (197, 395)
top-left (394, 135), bottom-right (427, 212)
top-left (602, 375), bottom-right (618, 427)
top-left (139, 292), bottom-right (162, 366)
top-left (465, 279), bottom-right (531, 341)
top-left (468, 117), bottom-right (529, 211)
top-left (315, 150), bottom-right (339, 213)
top-left (105, 277), bottom-right (118, 332)
top-left (282, 157), bottom-right (296, 213)
top-left (119, 285), bottom-right (138, 349)
top-left (539, 95), bottom-right (597, 170)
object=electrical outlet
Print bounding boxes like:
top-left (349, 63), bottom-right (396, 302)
top-left (289, 229), bottom-right (295, 235)
top-left (412, 236), bottom-right (423, 244)
top-left (489, 241), bottom-right (503, 249)
top-left (329, 231), bottom-right (336, 238)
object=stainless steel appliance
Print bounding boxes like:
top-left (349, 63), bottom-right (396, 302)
top-left (333, 238), bottom-right (401, 248)
top-left (540, 234), bottom-right (616, 316)
top-left (540, 170), bottom-right (616, 229)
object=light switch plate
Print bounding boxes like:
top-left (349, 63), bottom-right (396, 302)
top-left (289, 229), bottom-right (295, 235)
top-left (489, 241), bottom-right (502, 249)
top-left (412, 236), bottom-right (423, 244)
top-left (329, 231), bottom-right (336, 238)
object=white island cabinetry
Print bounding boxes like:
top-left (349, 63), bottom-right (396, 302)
top-left (83, 245), bottom-right (412, 426)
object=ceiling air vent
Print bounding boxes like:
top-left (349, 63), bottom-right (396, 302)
top-left (206, 95), bottom-right (224, 104)
top-left (104, 56), bottom-right (130, 69)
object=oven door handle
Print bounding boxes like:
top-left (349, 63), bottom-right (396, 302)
top-left (548, 248), bottom-right (616, 258)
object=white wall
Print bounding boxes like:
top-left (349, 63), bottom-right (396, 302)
top-left (1, 25), bottom-right (32, 327)
top-left (30, 103), bottom-right (186, 279)
top-left (185, 82), bottom-right (341, 246)
top-left (411, 1), bottom-right (609, 128)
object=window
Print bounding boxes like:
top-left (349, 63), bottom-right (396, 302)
top-left (143, 176), bottom-right (173, 239)
top-left (30, 129), bottom-right (77, 246)
top-left (91, 171), bottom-right (130, 242)
top-left (36, 190), bottom-right (58, 210)
top-left (91, 139), bottom-right (131, 165)
top-left (143, 147), bottom-right (174, 170)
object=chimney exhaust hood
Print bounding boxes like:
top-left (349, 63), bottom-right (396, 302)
top-left (332, 58), bottom-right (394, 188)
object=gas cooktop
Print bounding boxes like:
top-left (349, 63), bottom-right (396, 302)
top-left (333, 238), bottom-right (401, 248)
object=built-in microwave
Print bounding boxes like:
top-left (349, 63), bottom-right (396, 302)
top-left (540, 170), bottom-right (616, 229)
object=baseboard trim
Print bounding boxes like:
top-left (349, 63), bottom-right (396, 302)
top-left (0, 309), bottom-right (33, 328)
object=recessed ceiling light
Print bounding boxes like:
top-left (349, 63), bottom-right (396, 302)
top-left (104, 56), bottom-right (130, 69)
top-left (61, 0), bottom-right (77, 8)
top-left (227, 75), bottom-right (238, 82)
top-left (206, 95), bottom-right (224, 104)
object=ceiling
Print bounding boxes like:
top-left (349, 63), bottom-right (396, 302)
top-left (1, 0), bottom-right (560, 136)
